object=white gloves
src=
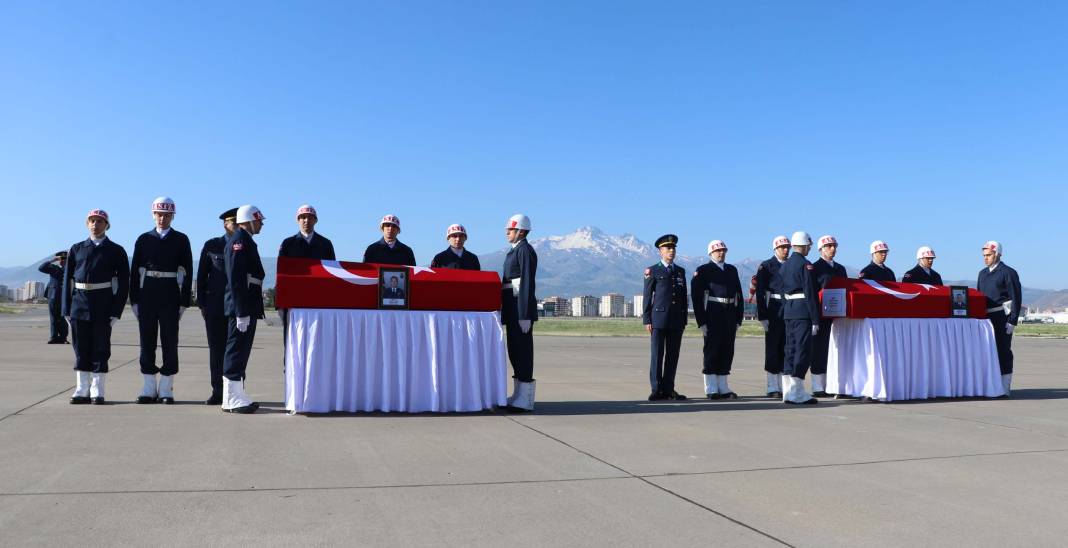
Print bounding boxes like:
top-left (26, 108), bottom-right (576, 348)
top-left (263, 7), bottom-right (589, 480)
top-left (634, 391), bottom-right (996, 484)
top-left (700, 325), bottom-right (708, 336)
top-left (178, 307), bottom-right (186, 320)
top-left (64, 316), bottom-right (71, 326)
top-left (811, 325), bottom-right (819, 336)
top-left (236, 316), bottom-right (250, 332)
top-left (1006, 323), bottom-right (1015, 335)
top-left (132, 304), bottom-right (139, 318)
top-left (760, 320), bottom-right (769, 332)
top-left (110, 317), bottom-right (119, 327)
top-left (518, 319), bottom-right (532, 334)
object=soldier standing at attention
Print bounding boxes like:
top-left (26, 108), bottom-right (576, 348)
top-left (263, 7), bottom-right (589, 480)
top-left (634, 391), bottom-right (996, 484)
top-left (779, 231), bottom-right (820, 405)
top-left (643, 234), bottom-right (688, 401)
top-left (196, 207), bottom-right (237, 405)
top-left (902, 247), bottom-right (943, 285)
top-left (363, 214), bottom-right (415, 266)
top-left (859, 240), bottom-right (895, 282)
top-left (220, 205), bottom-right (267, 414)
top-left (809, 235), bottom-right (847, 397)
top-left (691, 240), bottom-right (743, 400)
top-left (431, 224), bottom-right (481, 270)
top-left (501, 214), bottom-right (538, 411)
top-left (755, 235), bottom-right (790, 398)
top-left (978, 241), bottom-right (1022, 397)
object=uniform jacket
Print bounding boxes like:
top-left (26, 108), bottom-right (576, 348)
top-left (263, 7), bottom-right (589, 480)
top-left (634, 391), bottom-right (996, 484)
top-left (754, 256), bottom-right (785, 321)
top-left (977, 262), bottom-right (1022, 325)
top-left (196, 236), bottom-right (228, 316)
top-left (501, 239), bottom-right (538, 323)
top-left (902, 265), bottom-right (943, 285)
top-left (363, 238), bottom-right (416, 266)
top-left (859, 262), bottom-right (895, 282)
top-left (811, 258), bottom-right (848, 289)
top-left (642, 262), bottom-right (688, 330)
top-left (431, 248), bottom-right (481, 270)
top-left (224, 227), bottom-right (266, 319)
top-left (38, 261), bottom-right (64, 300)
top-left (780, 251), bottom-right (821, 323)
top-left (279, 232), bottom-right (336, 261)
top-left (62, 237), bottom-right (129, 321)
top-left (691, 262), bottom-right (743, 328)
top-left (129, 228), bottom-right (193, 312)
top-left (384, 287), bottom-right (406, 299)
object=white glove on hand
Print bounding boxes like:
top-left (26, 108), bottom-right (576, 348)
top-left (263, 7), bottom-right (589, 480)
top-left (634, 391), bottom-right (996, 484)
top-left (1006, 323), bottom-right (1015, 335)
top-left (700, 325), bottom-right (708, 336)
top-left (760, 319), bottom-right (769, 332)
top-left (65, 316), bottom-right (71, 327)
top-left (132, 304), bottom-right (139, 318)
top-left (178, 307), bottom-right (186, 320)
top-left (236, 316), bottom-right (250, 332)
top-left (110, 317), bottom-right (118, 328)
top-left (811, 325), bottom-right (819, 336)
top-left (518, 319), bottom-right (531, 334)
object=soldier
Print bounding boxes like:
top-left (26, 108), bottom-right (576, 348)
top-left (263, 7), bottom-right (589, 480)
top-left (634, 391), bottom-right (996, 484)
top-left (691, 240), bottom-right (743, 399)
top-left (810, 235), bottom-right (847, 397)
top-left (363, 214), bottom-right (416, 266)
top-left (755, 235), bottom-right (790, 398)
top-left (130, 197), bottom-right (193, 404)
top-left (902, 247), bottom-right (943, 285)
top-left (196, 207), bottom-right (237, 405)
top-left (978, 241), bottom-right (1022, 396)
top-left (277, 204), bottom-right (336, 361)
top-left (38, 251), bottom-right (69, 344)
top-left (859, 240), bottom-right (895, 282)
top-left (62, 209), bottom-right (129, 405)
top-left (779, 231), bottom-right (819, 405)
top-left (431, 224), bottom-right (482, 270)
top-left (221, 205), bottom-right (267, 414)
top-left (643, 234), bottom-right (688, 401)
top-left (501, 214), bottom-right (538, 411)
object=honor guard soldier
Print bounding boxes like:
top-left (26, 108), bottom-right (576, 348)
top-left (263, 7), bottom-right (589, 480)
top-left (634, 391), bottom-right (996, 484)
top-left (196, 207), bottom-right (238, 405)
top-left (501, 214), bottom-right (538, 411)
top-left (130, 197), bottom-right (193, 404)
top-left (755, 235), bottom-right (790, 397)
top-left (221, 205), bottom-right (267, 414)
top-left (62, 209), bottom-right (130, 405)
top-left (363, 214), bottom-right (416, 266)
top-left (39, 251), bottom-right (70, 344)
top-left (643, 234), bottom-right (688, 401)
top-left (691, 240), bottom-right (743, 399)
top-left (859, 240), bottom-right (895, 281)
top-left (902, 247), bottom-right (943, 285)
top-left (810, 235), bottom-right (847, 397)
top-left (277, 204), bottom-right (336, 357)
top-left (779, 231), bottom-right (819, 405)
top-left (978, 241), bottom-right (1022, 396)
top-left (431, 224), bottom-right (482, 270)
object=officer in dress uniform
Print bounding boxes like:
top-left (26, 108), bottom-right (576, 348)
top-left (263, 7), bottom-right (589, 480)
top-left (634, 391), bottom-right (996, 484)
top-left (431, 224), bottom-right (482, 270)
top-left (220, 205), bottom-right (267, 414)
top-left (902, 247), bottom-right (943, 285)
top-left (277, 204), bottom-right (336, 363)
top-left (384, 276), bottom-right (406, 299)
top-left (196, 207), bottom-right (237, 405)
top-left (643, 234), bottom-right (688, 401)
top-left (755, 235), bottom-right (790, 398)
top-left (130, 197), bottom-right (193, 404)
top-left (501, 214), bottom-right (538, 411)
top-left (779, 231), bottom-right (819, 405)
top-left (691, 240), bottom-right (743, 400)
top-left (977, 241), bottom-right (1022, 397)
top-left (810, 235), bottom-right (847, 397)
top-left (859, 240), bottom-right (895, 281)
top-left (363, 214), bottom-right (416, 266)
top-left (62, 209), bottom-right (129, 405)
top-left (39, 251), bottom-right (69, 344)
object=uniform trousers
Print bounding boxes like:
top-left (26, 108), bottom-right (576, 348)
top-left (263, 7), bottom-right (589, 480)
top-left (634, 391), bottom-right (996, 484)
top-left (138, 307), bottom-right (180, 375)
top-left (763, 316), bottom-right (785, 374)
top-left (504, 317), bottom-right (534, 382)
top-left (48, 297), bottom-right (69, 341)
top-left (202, 313), bottom-right (228, 395)
top-left (650, 328), bottom-right (683, 394)
top-left (702, 322), bottom-right (737, 375)
top-left (71, 319), bottom-right (111, 373)
top-left (223, 317), bottom-right (257, 381)
top-left (810, 318), bottom-right (834, 376)
top-left (989, 312), bottom-right (1014, 374)
top-left (784, 319), bottom-right (813, 379)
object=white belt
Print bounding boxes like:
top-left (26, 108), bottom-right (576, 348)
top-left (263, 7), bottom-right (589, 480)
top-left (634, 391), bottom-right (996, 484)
top-left (145, 270), bottom-right (177, 279)
top-left (767, 294), bottom-right (783, 300)
top-left (502, 278), bottom-right (520, 297)
top-left (707, 296), bottom-right (735, 305)
top-left (74, 282), bottom-right (111, 291)
top-left (987, 300), bottom-right (1012, 314)
top-left (784, 293), bottom-right (806, 300)
top-left (247, 275), bottom-right (263, 286)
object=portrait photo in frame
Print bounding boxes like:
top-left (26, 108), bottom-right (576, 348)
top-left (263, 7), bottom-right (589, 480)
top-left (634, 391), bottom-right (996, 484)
top-left (379, 268), bottom-right (410, 310)
top-left (950, 285), bottom-right (969, 317)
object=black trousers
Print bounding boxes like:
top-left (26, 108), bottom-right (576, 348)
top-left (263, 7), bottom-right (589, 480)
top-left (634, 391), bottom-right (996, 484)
top-left (989, 313), bottom-right (1014, 374)
top-left (223, 317), bottom-right (257, 381)
top-left (763, 316), bottom-right (785, 374)
top-left (203, 313), bottom-right (228, 395)
top-left (810, 318), bottom-right (834, 375)
top-left (138, 306), bottom-right (180, 375)
top-left (702, 323), bottom-right (737, 375)
top-left (649, 328), bottom-right (683, 394)
top-left (504, 318), bottom-right (534, 382)
top-left (784, 319), bottom-right (813, 379)
top-left (48, 297), bottom-right (68, 341)
top-left (71, 319), bottom-right (111, 373)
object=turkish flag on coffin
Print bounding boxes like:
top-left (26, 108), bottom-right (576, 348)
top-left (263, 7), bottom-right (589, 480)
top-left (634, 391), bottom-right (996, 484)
top-left (275, 257), bottom-right (502, 312)
top-left (820, 277), bottom-right (988, 319)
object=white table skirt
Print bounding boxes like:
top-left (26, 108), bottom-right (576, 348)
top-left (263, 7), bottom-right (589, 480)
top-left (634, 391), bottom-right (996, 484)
top-left (284, 309), bottom-right (508, 413)
top-left (827, 318), bottom-right (1005, 401)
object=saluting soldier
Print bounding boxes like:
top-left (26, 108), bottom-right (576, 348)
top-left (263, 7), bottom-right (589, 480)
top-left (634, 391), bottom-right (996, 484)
top-left (978, 241), bottom-right (1022, 397)
top-left (363, 214), bottom-right (416, 266)
top-left (221, 205), bottom-right (267, 414)
top-left (643, 234), bottom-right (688, 401)
top-left (755, 235), bottom-right (790, 398)
top-left (810, 235), bottom-right (847, 397)
top-left (691, 240), bottom-right (743, 400)
top-left (62, 209), bottom-right (129, 405)
top-left (196, 207), bottom-right (237, 405)
top-left (501, 214), bottom-right (538, 411)
top-left (38, 251), bottom-right (69, 344)
top-left (130, 197), bottom-right (193, 404)
top-left (779, 231), bottom-right (819, 405)
top-left (902, 247), bottom-right (943, 285)
top-left (431, 224), bottom-right (481, 270)
top-left (859, 240), bottom-right (895, 282)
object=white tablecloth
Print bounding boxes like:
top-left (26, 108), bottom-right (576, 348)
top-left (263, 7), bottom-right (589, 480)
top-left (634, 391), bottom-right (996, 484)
top-left (827, 318), bottom-right (1004, 401)
top-left (284, 309), bottom-right (508, 413)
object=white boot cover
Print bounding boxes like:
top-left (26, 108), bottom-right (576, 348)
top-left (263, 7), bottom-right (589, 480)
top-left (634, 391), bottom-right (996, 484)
top-left (812, 374), bottom-right (826, 393)
top-left (223, 378), bottom-right (252, 410)
top-left (511, 380), bottom-right (536, 411)
top-left (73, 371), bottom-right (91, 398)
top-left (1001, 374), bottom-right (1012, 396)
top-left (140, 374), bottom-right (158, 398)
top-left (780, 374), bottom-right (792, 402)
top-left (90, 373), bottom-right (106, 399)
top-left (158, 375), bottom-right (175, 399)
top-left (717, 375), bottom-right (731, 395)
top-left (506, 378), bottom-right (519, 406)
top-left (766, 372), bottom-right (780, 394)
top-left (787, 376), bottom-right (813, 403)
top-left (704, 374), bottom-right (719, 396)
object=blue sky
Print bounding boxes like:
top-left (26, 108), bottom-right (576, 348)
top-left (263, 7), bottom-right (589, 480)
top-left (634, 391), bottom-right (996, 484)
top-left (2, 1), bottom-right (1066, 288)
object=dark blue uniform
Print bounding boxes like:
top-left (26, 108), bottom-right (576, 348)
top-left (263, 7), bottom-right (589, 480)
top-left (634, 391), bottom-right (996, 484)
top-left (810, 258), bottom-right (847, 377)
top-left (39, 259), bottom-right (69, 342)
top-left (363, 238), bottom-right (416, 266)
top-left (643, 261), bottom-right (688, 396)
top-left (501, 239), bottom-right (538, 382)
top-left (755, 257), bottom-right (786, 375)
top-left (129, 229), bottom-right (193, 376)
top-left (691, 263), bottom-right (743, 376)
top-left (278, 232), bottom-right (336, 261)
top-left (223, 227), bottom-right (265, 381)
top-left (902, 265), bottom-right (943, 285)
top-left (977, 263), bottom-right (1022, 374)
top-left (859, 262), bottom-right (895, 282)
top-left (384, 286), bottom-right (406, 299)
top-left (780, 251), bottom-right (821, 379)
top-left (197, 235), bottom-right (229, 398)
top-left (431, 248), bottom-right (482, 270)
top-left (62, 238), bottom-right (129, 373)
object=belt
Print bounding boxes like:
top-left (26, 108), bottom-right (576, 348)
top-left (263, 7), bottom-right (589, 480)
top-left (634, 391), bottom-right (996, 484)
top-left (987, 300), bottom-right (1012, 314)
top-left (144, 270), bottom-right (177, 279)
top-left (767, 294), bottom-right (783, 300)
top-left (784, 293), bottom-right (806, 300)
top-left (247, 275), bottom-right (263, 286)
top-left (74, 282), bottom-right (111, 291)
top-left (502, 278), bottom-right (521, 297)
top-left (706, 296), bottom-right (735, 305)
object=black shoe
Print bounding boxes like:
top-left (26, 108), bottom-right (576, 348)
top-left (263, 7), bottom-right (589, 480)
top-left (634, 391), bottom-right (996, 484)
top-left (648, 392), bottom-right (668, 401)
top-left (224, 402), bottom-right (259, 414)
top-left (62, 339), bottom-right (70, 344)
top-left (860, 396), bottom-right (880, 403)
top-left (504, 405), bottom-right (530, 413)
top-left (706, 393), bottom-right (722, 400)
top-left (719, 392), bottom-right (738, 400)
top-left (47, 339), bottom-right (62, 344)
top-left (833, 394), bottom-right (856, 400)
top-left (205, 394), bottom-right (222, 405)
top-left (91, 397), bottom-right (107, 405)
top-left (784, 398), bottom-right (819, 405)
top-left (69, 396), bottom-right (91, 405)
top-left (136, 396), bottom-right (157, 404)
top-left (159, 397), bottom-right (175, 405)
top-left (767, 391), bottom-right (783, 398)
top-left (812, 391), bottom-right (830, 398)
top-left (668, 391), bottom-right (687, 400)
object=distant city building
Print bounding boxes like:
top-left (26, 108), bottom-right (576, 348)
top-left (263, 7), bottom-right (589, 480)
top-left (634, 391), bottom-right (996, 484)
top-left (542, 296), bottom-right (570, 317)
top-left (570, 295), bottom-right (598, 317)
top-left (632, 295), bottom-right (644, 317)
top-left (15, 287), bottom-right (26, 302)
top-left (624, 302), bottom-right (634, 317)
top-left (24, 281), bottom-right (45, 300)
top-left (0, 285), bottom-right (8, 301)
top-left (599, 293), bottom-right (625, 317)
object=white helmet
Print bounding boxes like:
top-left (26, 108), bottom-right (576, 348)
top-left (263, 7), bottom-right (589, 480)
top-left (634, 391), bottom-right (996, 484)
top-left (296, 204), bottom-right (317, 218)
top-left (151, 196), bottom-right (176, 214)
top-left (380, 214), bottom-right (400, 229)
top-left (236, 205), bottom-right (265, 224)
top-left (916, 246), bottom-right (936, 259)
top-left (707, 240), bottom-right (727, 254)
top-left (506, 214), bottom-right (532, 231)
top-left (983, 240), bottom-right (1003, 256)
top-left (870, 240), bottom-right (889, 254)
top-left (772, 235), bottom-right (790, 249)
top-left (817, 235), bottom-right (837, 249)
top-left (446, 223), bottom-right (467, 237)
top-left (790, 231), bottom-right (812, 246)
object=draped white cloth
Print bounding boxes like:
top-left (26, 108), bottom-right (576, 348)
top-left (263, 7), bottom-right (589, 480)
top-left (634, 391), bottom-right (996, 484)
top-left (284, 309), bottom-right (508, 413)
top-left (827, 318), bottom-right (1004, 401)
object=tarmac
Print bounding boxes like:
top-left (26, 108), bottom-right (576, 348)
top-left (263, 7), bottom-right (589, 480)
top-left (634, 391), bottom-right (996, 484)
top-left (2, 306), bottom-right (1067, 547)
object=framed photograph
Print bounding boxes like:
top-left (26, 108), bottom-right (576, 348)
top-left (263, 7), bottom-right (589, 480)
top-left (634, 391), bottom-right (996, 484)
top-left (950, 286), bottom-right (969, 317)
top-left (379, 268), bottom-right (409, 310)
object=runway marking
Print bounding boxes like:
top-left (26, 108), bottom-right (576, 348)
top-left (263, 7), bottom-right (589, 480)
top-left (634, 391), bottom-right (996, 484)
top-left (0, 357), bottom-right (139, 424)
